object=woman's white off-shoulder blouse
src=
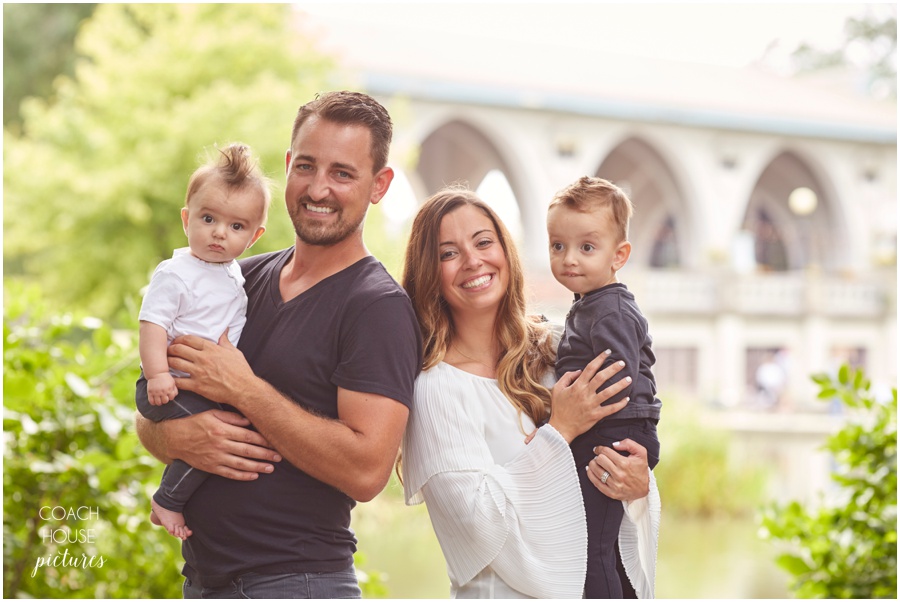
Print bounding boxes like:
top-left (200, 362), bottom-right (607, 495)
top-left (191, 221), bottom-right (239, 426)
top-left (402, 362), bottom-right (660, 599)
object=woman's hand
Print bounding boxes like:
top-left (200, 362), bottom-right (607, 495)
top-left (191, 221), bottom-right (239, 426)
top-left (587, 438), bottom-right (650, 501)
top-left (548, 350), bottom-right (631, 444)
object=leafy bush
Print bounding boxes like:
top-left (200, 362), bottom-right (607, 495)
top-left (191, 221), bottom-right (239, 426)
top-left (3, 284), bottom-right (393, 598)
top-left (654, 404), bottom-right (769, 517)
top-left (3, 283), bottom-right (184, 597)
top-left (759, 365), bottom-right (897, 598)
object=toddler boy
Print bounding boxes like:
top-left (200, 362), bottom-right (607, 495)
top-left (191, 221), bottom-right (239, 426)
top-left (547, 176), bottom-right (661, 598)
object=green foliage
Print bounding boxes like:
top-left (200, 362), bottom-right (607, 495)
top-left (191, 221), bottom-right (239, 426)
top-left (2, 3), bottom-right (97, 128)
top-left (3, 282), bottom-right (184, 597)
top-left (759, 365), bottom-right (897, 598)
top-left (654, 405), bottom-right (769, 518)
top-left (354, 552), bottom-right (389, 599)
top-left (4, 3), bottom-right (335, 320)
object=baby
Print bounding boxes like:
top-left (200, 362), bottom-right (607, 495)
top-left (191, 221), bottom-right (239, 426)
top-left (136, 143), bottom-right (270, 539)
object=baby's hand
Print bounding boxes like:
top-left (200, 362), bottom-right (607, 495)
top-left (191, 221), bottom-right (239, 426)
top-left (147, 373), bottom-right (178, 406)
top-left (524, 428), bottom-right (538, 445)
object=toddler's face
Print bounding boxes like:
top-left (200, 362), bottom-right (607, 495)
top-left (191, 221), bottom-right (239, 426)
top-left (182, 180), bottom-right (266, 263)
top-left (547, 205), bottom-right (628, 295)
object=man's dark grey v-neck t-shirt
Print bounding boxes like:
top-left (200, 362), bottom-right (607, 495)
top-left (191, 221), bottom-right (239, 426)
top-left (181, 249), bottom-right (422, 587)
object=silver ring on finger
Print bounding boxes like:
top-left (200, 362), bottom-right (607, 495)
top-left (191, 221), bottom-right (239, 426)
top-left (600, 470), bottom-right (610, 484)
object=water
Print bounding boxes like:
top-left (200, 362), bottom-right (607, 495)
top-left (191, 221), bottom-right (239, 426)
top-left (657, 514), bottom-right (790, 598)
top-left (353, 485), bottom-right (791, 599)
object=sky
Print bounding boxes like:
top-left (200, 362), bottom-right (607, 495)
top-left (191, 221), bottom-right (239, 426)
top-left (297, 1), bottom-right (886, 70)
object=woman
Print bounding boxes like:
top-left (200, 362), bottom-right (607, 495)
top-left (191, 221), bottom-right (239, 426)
top-left (400, 188), bottom-right (660, 598)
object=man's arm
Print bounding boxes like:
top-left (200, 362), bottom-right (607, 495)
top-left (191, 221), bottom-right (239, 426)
top-left (169, 333), bottom-right (409, 502)
top-left (228, 380), bottom-right (407, 502)
top-left (134, 409), bottom-right (282, 481)
top-left (135, 411), bottom-right (173, 464)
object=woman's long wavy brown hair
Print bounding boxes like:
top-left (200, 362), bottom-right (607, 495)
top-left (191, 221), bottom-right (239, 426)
top-left (401, 186), bottom-right (556, 426)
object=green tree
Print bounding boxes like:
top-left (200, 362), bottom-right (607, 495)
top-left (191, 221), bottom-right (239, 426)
top-left (4, 3), bottom-right (334, 320)
top-left (2, 3), bottom-right (97, 128)
top-left (759, 365), bottom-right (897, 598)
top-left (790, 5), bottom-right (896, 99)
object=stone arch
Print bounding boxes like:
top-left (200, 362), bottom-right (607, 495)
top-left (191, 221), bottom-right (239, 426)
top-left (417, 120), bottom-right (506, 192)
top-left (742, 149), bottom-right (846, 271)
top-left (595, 137), bottom-right (692, 269)
top-left (413, 117), bottom-right (547, 266)
top-left (414, 119), bottom-right (528, 240)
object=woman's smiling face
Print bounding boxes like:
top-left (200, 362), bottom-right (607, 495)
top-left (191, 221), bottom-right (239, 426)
top-left (438, 204), bottom-right (510, 320)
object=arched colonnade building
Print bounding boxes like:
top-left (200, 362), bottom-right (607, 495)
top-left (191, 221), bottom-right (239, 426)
top-left (372, 84), bottom-right (896, 411)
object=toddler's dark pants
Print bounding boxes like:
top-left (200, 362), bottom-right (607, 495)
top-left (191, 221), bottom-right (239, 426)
top-left (135, 374), bottom-right (224, 512)
top-left (571, 417), bottom-right (660, 599)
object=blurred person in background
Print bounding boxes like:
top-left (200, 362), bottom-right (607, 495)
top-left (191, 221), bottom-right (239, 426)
top-left (755, 352), bottom-right (787, 410)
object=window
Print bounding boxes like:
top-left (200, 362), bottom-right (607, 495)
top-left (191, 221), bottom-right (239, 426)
top-left (654, 346), bottom-right (697, 396)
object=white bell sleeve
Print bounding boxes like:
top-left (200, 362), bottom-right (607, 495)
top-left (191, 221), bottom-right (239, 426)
top-left (402, 365), bottom-right (588, 598)
top-left (618, 470), bottom-right (661, 599)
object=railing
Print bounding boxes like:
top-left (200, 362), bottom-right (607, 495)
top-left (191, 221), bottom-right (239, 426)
top-left (630, 270), bottom-right (891, 318)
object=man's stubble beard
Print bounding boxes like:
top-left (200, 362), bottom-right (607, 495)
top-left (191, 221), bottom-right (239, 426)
top-left (289, 202), bottom-right (366, 247)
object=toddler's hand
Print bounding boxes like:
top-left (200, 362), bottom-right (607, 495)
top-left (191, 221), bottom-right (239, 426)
top-left (147, 373), bottom-right (178, 406)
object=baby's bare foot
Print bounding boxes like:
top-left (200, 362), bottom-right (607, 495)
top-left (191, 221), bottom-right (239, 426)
top-left (150, 499), bottom-right (192, 540)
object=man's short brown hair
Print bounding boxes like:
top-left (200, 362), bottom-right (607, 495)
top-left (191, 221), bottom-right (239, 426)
top-left (291, 91), bottom-right (392, 173)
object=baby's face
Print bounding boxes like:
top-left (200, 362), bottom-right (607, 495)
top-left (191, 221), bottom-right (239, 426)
top-left (182, 180), bottom-right (266, 263)
top-left (547, 205), bottom-right (626, 295)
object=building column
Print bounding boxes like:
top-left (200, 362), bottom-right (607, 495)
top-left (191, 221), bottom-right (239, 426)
top-left (714, 312), bottom-right (744, 407)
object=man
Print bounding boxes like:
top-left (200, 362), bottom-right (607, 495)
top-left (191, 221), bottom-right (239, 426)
top-left (136, 91), bottom-right (423, 598)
